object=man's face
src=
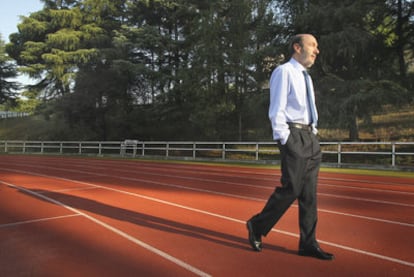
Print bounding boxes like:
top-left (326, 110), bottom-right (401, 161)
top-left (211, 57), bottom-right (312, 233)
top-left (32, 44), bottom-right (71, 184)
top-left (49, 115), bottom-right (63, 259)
top-left (295, 35), bottom-right (320, 68)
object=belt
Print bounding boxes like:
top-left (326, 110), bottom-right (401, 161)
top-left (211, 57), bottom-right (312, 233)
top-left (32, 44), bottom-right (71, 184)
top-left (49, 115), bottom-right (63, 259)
top-left (287, 122), bottom-right (312, 131)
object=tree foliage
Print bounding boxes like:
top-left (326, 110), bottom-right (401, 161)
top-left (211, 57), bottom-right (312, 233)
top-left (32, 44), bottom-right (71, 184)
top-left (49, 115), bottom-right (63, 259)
top-left (5, 0), bottom-right (414, 141)
top-left (7, 0), bottom-right (104, 97)
top-left (279, 0), bottom-right (413, 140)
top-left (0, 36), bottom-right (19, 105)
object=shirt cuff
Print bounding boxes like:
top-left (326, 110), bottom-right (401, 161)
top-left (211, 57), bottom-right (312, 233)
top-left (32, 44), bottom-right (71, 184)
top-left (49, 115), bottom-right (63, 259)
top-left (312, 126), bottom-right (318, 135)
top-left (280, 133), bottom-right (290, 145)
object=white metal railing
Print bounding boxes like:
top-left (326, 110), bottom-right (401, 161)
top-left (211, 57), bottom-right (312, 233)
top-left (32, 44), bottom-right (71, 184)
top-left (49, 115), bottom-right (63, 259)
top-left (0, 111), bottom-right (30, 119)
top-left (0, 140), bottom-right (413, 169)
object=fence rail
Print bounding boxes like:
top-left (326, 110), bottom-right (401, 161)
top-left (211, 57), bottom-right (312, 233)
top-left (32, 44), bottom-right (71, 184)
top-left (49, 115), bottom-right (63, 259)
top-left (1, 140), bottom-right (413, 170)
top-left (0, 111), bottom-right (30, 119)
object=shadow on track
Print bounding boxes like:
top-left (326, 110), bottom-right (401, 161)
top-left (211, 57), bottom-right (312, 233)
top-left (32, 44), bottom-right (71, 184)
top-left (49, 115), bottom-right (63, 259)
top-left (18, 187), bottom-right (295, 255)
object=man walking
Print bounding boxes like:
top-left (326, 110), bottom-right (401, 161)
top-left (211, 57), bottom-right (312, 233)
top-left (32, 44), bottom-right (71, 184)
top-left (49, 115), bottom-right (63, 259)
top-left (246, 34), bottom-right (334, 260)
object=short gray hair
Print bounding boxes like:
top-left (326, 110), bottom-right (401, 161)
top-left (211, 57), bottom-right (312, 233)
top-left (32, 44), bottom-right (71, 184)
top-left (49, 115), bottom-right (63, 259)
top-left (288, 34), bottom-right (305, 57)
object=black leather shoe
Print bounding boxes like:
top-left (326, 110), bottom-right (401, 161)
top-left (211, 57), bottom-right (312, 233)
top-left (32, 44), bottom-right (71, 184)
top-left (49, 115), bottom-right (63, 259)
top-left (298, 247), bottom-right (334, 260)
top-left (246, 220), bottom-right (262, 252)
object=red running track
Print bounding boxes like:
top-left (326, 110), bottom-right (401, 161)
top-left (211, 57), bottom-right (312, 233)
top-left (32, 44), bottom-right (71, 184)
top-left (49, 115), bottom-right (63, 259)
top-left (0, 155), bottom-right (413, 276)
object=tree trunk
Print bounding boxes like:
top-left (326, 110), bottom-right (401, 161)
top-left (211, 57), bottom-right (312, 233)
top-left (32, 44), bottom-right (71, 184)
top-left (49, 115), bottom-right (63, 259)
top-left (348, 114), bottom-right (360, 141)
top-left (396, 0), bottom-right (407, 78)
top-left (238, 111), bottom-right (242, 141)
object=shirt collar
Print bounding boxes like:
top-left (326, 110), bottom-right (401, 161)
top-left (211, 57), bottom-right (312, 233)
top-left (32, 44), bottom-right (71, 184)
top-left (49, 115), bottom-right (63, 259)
top-left (289, 57), bottom-right (307, 72)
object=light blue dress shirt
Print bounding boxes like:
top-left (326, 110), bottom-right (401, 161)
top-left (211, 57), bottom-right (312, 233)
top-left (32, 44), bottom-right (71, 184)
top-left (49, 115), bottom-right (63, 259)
top-left (268, 58), bottom-right (318, 144)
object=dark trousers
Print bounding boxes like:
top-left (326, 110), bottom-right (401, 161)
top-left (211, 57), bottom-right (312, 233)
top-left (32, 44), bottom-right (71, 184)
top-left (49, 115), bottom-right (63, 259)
top-left (250, 127), bottom-right (322, 249)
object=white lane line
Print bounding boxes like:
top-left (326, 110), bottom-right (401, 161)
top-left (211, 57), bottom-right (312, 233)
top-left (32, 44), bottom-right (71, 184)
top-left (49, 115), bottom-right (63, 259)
top-left (319, 192), bottom-right (414, 208)
top-left (1, 171), bottom-right (414, 269)
top-left (320, 183), bottom-right (414, 196)
top-left (315, 207), bottom-right (414, 228)
top-left (2, 159), bottom-right (410, 190)
top-left (1, 167), bottom-right (413, 228)
top-left (0, 180), bottom-right (211, 277)
top-left (2, 159), bottom-right (414, 188)
top-left (2, 164), bottom-right (413, 209)
top-left (0, 214), bottom-right (80, 228)
top-left (315, 238), bottom-right (414, 268)
top-left (41, 159), bottom-right (414, 186)
top-left (318, 176), bottom-right (414, 187)
top-left (271, 229), bottom-right (414, 268)
top-left (2, 162), bottom-right (413, 203)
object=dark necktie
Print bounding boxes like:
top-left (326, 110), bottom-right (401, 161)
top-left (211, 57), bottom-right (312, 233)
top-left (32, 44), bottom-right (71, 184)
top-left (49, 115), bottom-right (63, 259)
top-left (303, 70), bottom-right (318, 126)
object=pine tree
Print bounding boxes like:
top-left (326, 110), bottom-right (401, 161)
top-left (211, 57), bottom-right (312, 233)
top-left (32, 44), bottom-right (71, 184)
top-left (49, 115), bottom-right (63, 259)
top-left (6, 0), bottom-right (102, 97)
top-left (0, 36), bottom-right (19, 104)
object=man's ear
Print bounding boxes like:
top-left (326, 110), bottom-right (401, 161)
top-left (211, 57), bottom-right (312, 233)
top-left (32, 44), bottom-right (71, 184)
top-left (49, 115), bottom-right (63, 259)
top-left (293, 42), bottom-right (302, 53)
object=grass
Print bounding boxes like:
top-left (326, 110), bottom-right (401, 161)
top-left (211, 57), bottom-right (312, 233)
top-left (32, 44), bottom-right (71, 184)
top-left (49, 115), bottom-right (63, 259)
top-left (320, 166), bottom-right (414, 178)
top-left (366, 108), bottom-right (414, 141)
top-left (0, 115), bottom-right (56, 140)
top-left (318, 105), bottom-right (414, 142)
top-left (1, 105), bottom-right (413, 142)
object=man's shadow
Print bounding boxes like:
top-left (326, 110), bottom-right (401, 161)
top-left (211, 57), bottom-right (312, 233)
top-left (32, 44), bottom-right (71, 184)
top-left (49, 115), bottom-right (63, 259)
top-left (19, 188), bottom-right (295, 255)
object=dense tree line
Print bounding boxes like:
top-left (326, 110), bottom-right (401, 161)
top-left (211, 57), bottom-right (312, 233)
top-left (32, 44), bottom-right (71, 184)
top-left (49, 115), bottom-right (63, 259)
top-left (1, 0), bottom-right (413, 141)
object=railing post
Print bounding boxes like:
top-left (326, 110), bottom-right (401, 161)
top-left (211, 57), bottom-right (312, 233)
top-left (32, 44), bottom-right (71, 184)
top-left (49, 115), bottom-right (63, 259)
top-left (338, 142), bottom-right (342, 167)
top-left (132, 143), bottom-right (136, 157)
top-left (392, 142), bottom-right (396, 167)
top-left (255, 143), bottom-right (259, 161)
top-left (166, 142), bottom-right (169, 158)
top-left (222, 143), bottom-right (226, 160)
top-left (193, 142), bottom-right (196, 160)
top-left (79, 142), bottom-right (82, 154)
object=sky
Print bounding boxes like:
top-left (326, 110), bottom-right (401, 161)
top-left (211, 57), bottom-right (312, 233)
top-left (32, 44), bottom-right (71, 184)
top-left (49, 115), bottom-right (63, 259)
top-left (0, 0), bottom-right (44, 42)
top-left (0, 0), bottom-right (44, 86)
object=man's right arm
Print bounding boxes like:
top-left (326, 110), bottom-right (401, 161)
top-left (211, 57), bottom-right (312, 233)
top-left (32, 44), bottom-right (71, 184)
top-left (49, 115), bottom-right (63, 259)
top-left (268, 67), bottom-right (290, 144)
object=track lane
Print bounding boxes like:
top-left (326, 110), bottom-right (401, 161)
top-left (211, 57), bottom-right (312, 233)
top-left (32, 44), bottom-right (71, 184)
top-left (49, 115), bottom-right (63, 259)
top-left (2, 178), bottom-right (413, 276)
top-left (3, 159), bottom-right (412, 227)
top-left (1, 155), bottom-right (414, 276)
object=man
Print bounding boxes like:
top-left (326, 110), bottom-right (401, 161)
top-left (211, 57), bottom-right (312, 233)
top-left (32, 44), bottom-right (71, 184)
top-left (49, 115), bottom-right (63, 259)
top-left (246, 34), bottom-right (334, 260)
